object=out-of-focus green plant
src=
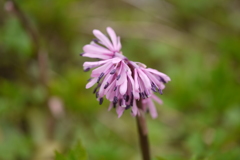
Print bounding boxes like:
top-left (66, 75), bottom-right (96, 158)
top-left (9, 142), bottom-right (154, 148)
top-left (55, 142), bottom-right (88, 160)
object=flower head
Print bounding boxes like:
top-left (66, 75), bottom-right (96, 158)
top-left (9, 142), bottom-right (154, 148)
top-left (81, 27), bottom-right (170, 118)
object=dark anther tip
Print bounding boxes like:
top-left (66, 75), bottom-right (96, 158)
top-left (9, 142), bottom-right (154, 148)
top-left (159, 76), bottom-right (166, 84)
top-left (104, 82), bottom-right (109, 89)
top-left (126, 95), bottom-right (129, 102)
top-left (159, 90), bottom-right (163, 95)
top-left (84, 68), bottom-right (90, 72)
top-left (97, 72), bottom-right (104, 83)
top-left (117, 75), bottom-right (121, 80)
top-left (96, 91), bottom-right (99, 98)
top-left (92, 39), bottom-right (99, 43)
top-left (80, 53), bottom-right (84, 56)
top-left (119, 99), bottom-right (122, 106)
top-left (87, 78), bottom-right (92, 82)
top-left (113, 96), bottom-right (118, 103)
top-left (126, 105), bottom-right (131, 110)
top-left (110, 69), bottom-right (116, 75)
top-left (99, 98), bottom-right (104, 105)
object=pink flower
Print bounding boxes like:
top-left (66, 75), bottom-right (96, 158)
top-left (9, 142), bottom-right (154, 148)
top-left (81, 27), bottom-right (122, 60)
top-left (81, 27), bottom-right (170, 118)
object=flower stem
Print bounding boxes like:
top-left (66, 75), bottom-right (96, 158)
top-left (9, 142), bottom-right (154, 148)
top-left (136, 100), bottom-right (151, 160)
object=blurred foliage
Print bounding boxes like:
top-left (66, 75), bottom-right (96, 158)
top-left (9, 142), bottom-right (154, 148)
top-left (0, 0), bottom-right (240, 160)
top-left (55, 142), bottom-right (88, 160)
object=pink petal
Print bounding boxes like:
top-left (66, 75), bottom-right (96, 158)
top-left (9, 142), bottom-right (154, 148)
top-left (120, 78), bottom-right (128, 95)
top-left (107, 27), bottom-right (118, 50)
top-left (116, 106), bottom-right (125, 118)
top-left (134, 69), bottom-right (139, 91)
top-left (116, 37), bottom-right (122, 51)
top-left (93, 30), bottom-right (114, 51)
top-left (91, 62), bottom-right (112, 77)
top-left (82, 53), bottom-right (111, 59)
top-left (131, 101), bottom-right (138, 116)
top-left (146, 68), bottom-right (171, 82)
top-left (99, 74), bottom-right (113, 97)
top-left (108, 103), bottom-right (113, 111)
top-left (116, 63), bottom-right (127, 86)
top-left (147, 99), bottom-right (158, 119)
top-left (138, 69), bottom-right (151, 89)
top-left (83, 44), bottom-right (113, 55)
top-left (151, 94), bottom-right (163, 105)
top-left (83, 59), bottom-right (110, 70)
top-left (127, 74), bottom-right (139, 99)
top-left (86, 77), bottom-right (98, 89)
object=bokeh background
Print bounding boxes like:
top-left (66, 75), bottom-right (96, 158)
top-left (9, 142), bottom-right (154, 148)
top-left (1, 0), bottom-right (240, 160)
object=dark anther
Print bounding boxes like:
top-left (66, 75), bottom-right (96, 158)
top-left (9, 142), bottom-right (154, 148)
top-left (123, 94), bottom-right (129, 102)
top-left (96, 91), bottom-right (99, 98)
top-left (159, 76), bottom-right (166, 83)
top-left (146, 109), bottom-right (149, 113)
top-left (110, 69), bottom-right (116, 74)
top-left (97, 72), bottom-right (104, 83)
top-left (104, 82), bottom-right (109, 89)
top-left (117, 75), bottom-right (121, 80)
top-left (144, 91), bottom-right (148, 98)
top-left (92, 39), bottom-right (99, 43)
top-left (130, 95), bottom-right (134, 106)
top-left (87, 78), bottom-right (92, 82)
top-left (126, 105), bottom-right (131, 110)
top-left (80, 53), bottom-right (84, 56)
top-left (93, 84), bottom-right (101, 94)
top-left (151, 87), bottom-right (157, 92)
top-left (84, 68), bottom-right (90, 72)
top-left (141, 92), bottom-right (146, 99)
top-left (113, 96), bottom-right (118, 103)
top-left (119, 99), bottom-right (122, 106)
top-left (114, 86), bottom-right (117, 91)
top-left (159, 89), bottom-right (163, 95)
top-left (151, 82), bottom-right (158, 91)
top-left (126, 95), bottom-right (129, 102)
top-left (99, 98), bottom-right (104, 105)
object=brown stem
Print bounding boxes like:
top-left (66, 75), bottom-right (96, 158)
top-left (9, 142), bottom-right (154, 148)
top-left (5, 0), bottom-right (53, 138)
top-left (5, 0), bottom-right (48, 85)
top-left (136, 100), bottom-right (151, 160)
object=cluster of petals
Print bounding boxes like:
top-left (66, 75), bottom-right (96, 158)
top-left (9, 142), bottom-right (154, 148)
top-left (82, 27), bottom-right (170, 118)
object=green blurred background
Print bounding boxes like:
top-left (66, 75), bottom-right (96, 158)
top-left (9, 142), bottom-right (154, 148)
top-left (1, 0), bottom-right (240, 160)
